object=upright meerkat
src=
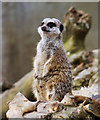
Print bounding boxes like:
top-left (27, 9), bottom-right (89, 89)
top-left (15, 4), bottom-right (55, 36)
top-left (33, 18), bottom-right (72, 102)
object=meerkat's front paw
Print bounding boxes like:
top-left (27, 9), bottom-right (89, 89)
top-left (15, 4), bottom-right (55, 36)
top-left (42, 57), bottom-right (53, 77)
top-left (34, 73), bottom-right (38, 79)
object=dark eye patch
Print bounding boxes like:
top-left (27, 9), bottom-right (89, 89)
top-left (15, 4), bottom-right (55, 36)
top-left (47, 22), bottom-right (56, 28)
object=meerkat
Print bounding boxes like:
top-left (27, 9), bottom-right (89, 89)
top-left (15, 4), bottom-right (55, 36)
top-left (32, 18), bottom-right (72, 102)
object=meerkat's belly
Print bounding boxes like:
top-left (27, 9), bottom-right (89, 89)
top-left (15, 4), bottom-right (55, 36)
top-left (33, 52), bottom-right (72, 101)
top-left (33, 44), bottom-right (72, 101)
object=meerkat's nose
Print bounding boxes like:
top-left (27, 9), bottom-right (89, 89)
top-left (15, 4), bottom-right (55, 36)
top-left (41, 26), bottom-right (47, 31)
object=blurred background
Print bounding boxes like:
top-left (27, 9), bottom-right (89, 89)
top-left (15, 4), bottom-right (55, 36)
top-left (1, 2), bottom-right (98, 87)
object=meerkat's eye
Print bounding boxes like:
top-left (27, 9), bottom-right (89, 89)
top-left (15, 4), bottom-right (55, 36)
top-left (40, 22), bottom-right (44, 26)
top-left (47, 22), bottom-right (56, 28)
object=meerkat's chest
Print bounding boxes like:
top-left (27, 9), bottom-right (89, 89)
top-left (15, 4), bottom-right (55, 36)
top-left (34, 42), bottom-right (51, 76)
top-left (36, 41), bottom-right (53, 63)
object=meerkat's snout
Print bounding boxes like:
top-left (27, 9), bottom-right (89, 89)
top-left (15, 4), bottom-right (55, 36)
top-left (41, 26), bottom-right (50, 32)
top-left (41, 26), bottom-right (46, 31)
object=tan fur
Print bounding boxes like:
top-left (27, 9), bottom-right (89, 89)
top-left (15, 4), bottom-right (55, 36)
top-left (32, 18), bottom-right (72, 102)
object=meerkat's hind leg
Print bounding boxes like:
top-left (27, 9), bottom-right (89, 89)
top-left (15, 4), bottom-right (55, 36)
top-left (46, 86), bottom-right (56, 101)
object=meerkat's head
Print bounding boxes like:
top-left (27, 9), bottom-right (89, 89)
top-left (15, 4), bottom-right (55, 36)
top-left (38, 18), bottom-right (64, 38)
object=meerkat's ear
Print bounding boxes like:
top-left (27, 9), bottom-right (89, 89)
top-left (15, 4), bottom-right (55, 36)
top-left (59, 24), bottom-right (64, 32)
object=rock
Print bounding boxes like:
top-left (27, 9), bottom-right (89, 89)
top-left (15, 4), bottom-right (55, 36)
top-left (61, 93), bottom-right (75, 106)
top-left (0, 70), bottom-right (34, 118)
top-left (6, 93), bottom-right (62, 118)
top-left (72, 49), bottom-right (99, 90)
top-left (6, 92), bottom-right (38, 118)
top-left (37, 101), bottom-right (61, 114)
top-left (73, 84), bottom-right (100, 100)
top-left (6, 90), bottom-right (100, 119)
top-left (24, 112), bottom-right (47, 118)
top-left (83, 104), bottom-right (100, 117)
